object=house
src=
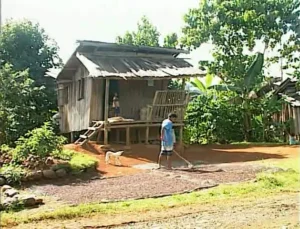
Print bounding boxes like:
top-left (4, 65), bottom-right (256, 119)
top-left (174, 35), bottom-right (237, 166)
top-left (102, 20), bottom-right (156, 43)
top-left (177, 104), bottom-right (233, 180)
top-left (273, 77), bottom-right (300, 136)
top-left (56, 40), bottom-right (205, 146)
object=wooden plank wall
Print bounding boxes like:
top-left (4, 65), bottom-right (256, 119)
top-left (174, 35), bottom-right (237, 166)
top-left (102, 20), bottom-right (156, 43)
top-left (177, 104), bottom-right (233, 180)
top-left (90, 79), bottom-right (104, 121)
top-left (118, 79), bottom-right (170, 119)
top-left (59, 65), bottom-right (92, 133)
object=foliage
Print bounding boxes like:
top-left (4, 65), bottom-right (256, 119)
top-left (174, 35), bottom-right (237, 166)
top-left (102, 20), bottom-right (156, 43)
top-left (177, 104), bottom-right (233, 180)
top-left (182, 0), bottom-right (298, 141)
top-left (0, 164), bottom-right (27, 185)
top-left (12, 123), bottom-right (66, 163)
top-left (163, 33), bottom-right (179, 48)
top-left (182, 0), bottom-right (300, 82)
top-left (69, 153), bottom-right (98, 172)
top-left (0, 20), bottom-right (62, 84)
top-left (190, 74), bottom-right (214, 94)
top-left (0, 144), bottom-right (13, 155)
top-left (0, 64), bottom-right (54, 145)
top-left (185, 91), bottom-right (244, 144)
top-left (51, 149), bottom-right (97, 172)
top-left (116, 16), bottom-right (160, 47)
top-left (0, 20), bottom-right (63, 145)
top-left (2, 158), bottom-right (299, 227)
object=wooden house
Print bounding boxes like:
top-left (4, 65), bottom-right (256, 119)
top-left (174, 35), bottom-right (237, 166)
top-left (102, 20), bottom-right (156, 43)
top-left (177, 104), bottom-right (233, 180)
top-left (56, 40), bottom-right (205, 147)
top-left (273, 77), bottom-right (300, 136)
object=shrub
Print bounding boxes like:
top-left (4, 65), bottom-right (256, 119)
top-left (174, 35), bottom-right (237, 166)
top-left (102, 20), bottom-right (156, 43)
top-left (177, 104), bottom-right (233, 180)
top-left (69, 153), bottom-right (97, 172)
top-left (51, 149), bottom-right (73, 161)
top-left (12, 122), bottom-right (66, 163)
top-left (185, 91), bottom-right (244, 144)
top-left (0, 144), bottom-right (13, 155)
top-left (0, 165), bottom-right (27, 184)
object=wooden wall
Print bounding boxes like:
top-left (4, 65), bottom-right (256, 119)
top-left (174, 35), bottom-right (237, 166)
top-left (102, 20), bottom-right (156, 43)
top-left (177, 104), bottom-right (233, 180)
top-left (58, 65), bottom-right (92, 133)
top-left (58, 74), bottom-right (170, 133)
top-left (118, 79), bottom-right (169, 119)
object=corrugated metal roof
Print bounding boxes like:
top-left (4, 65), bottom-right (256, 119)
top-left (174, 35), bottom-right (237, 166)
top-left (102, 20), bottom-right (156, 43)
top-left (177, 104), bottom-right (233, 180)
top-left (57, 40), bottom-right (206, 80)
top-left (76, 52), bottom-right (205, 79)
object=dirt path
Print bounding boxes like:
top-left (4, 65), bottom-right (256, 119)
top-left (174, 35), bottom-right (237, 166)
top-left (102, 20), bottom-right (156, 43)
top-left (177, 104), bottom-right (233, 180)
top-left (11, 193), bottom-right (299, 229)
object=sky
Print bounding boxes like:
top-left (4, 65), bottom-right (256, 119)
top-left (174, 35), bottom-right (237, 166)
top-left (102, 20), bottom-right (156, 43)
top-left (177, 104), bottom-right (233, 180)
top-left (2, 0), bottom-right (283, 79)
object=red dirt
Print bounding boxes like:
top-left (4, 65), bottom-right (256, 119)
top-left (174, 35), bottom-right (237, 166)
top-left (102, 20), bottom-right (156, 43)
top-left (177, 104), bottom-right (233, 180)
top-left (65, 143), bottom-right (299, 177)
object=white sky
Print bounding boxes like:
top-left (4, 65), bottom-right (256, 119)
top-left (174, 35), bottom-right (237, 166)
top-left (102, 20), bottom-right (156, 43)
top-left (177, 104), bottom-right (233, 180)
top-left (3, 0), bottom-right (283, 78)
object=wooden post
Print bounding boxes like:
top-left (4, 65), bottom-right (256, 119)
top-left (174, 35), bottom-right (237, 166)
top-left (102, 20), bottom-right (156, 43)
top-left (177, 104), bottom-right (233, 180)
top-left (126, 127), bottom-right (130, 146)
top-left (96, 129), bottom-right (102, 144)
top-left (137, 129), bottom-right (141, 144)
top-left (179, 125), bottom-right (183, 154)
top-left (145, 126), bottom-right (149, 144)
top-left (70, 132), bottom-right (74, 143)
top-left (104, 79), bottom-right (110, 145)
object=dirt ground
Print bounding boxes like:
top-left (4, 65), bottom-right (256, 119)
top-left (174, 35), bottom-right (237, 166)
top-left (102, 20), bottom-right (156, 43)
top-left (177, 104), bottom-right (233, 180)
top-left (27, 163), bottom-right (264, 204)
top-left (65, 143), bottom-right (299, 177)
top-left (12, 193), bottom-right (299, 229)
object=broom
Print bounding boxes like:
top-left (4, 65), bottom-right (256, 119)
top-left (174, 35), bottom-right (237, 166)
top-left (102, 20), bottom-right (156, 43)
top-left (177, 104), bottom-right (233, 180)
top-left (173, 148), bottom-right (195, 169)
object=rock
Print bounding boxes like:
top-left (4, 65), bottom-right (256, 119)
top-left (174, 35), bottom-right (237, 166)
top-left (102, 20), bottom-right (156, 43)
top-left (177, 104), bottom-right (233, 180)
top-left (4, 188), bottom-right (19, 197)
top-left (26, 170), bottom-right (43, 181)
top-left (0, 176), bottom-right (7, 186)
top-left (51, 163), bottom-right (71, 172)
top-left (55, 168), bottom-right (67, 178)
top-left (35, 198), bottom-right (44, 205)
top-left (1, 185), bottom-right (12, 192)
top-left (86, 167), bottom-right (96, 173)
top-left (45, 157), bottom-right (55, 165)
top-left (2, 197), bottom-right (16, 207)
top-left (42, 169), bottom-right (56, 179)
top-left (265, 167), bottom-right (284, 174)
top-left (20, 195), bottom-right (36, 207)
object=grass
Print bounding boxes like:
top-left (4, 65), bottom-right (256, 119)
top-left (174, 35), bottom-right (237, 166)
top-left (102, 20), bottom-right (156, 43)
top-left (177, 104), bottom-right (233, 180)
top-left (1, 158), bottom-right (299, 227)
top-left (52, 149), bottom-right (98, 171)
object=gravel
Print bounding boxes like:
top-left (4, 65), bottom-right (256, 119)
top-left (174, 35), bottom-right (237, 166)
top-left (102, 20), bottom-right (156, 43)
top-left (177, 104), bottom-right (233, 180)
top-left (27, 163), bottom-right (264, 205)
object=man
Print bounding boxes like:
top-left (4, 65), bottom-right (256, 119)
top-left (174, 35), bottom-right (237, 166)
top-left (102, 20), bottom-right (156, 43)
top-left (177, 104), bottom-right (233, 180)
top-left (158, 113), bottom-right (177, 170)
top-left (112, 93), bottom-right (120, 117)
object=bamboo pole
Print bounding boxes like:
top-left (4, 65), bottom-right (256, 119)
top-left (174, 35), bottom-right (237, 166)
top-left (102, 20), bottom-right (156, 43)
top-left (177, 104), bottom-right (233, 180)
top-left (104, 79), bottom-right (110, 145)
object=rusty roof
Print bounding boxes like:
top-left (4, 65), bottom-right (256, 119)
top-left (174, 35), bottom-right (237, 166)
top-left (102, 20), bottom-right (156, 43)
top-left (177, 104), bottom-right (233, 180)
top-left (57, 40), bottom-right (205, 80)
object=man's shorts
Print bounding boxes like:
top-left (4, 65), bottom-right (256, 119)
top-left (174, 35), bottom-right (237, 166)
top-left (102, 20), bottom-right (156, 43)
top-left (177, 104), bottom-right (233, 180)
top-left (160, 145), bottom-right (173, 156)
top-left (114, 107), bottom-right (120, 115)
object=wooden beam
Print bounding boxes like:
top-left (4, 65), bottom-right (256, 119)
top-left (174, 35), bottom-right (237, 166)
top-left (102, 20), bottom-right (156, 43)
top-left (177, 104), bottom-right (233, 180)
top-left (179, 126), bottom-right (184, 155)
top-left (70, 132), bottom-right (74, 143)
top-left (145, 127), bottom-right (149, 144)
top-left (126, 127), bottom-right (130, 146)
top-left (104, 79), bottom-right (110, 145)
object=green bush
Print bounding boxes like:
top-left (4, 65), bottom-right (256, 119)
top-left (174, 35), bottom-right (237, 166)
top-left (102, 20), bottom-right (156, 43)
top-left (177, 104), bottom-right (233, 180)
top-left (12, 122), bottom-right (66, 163)
top-left (69, 153), bottom-right (98, 172)
top-left (0, 144), bottom-right (13, 155)
top-left (185, 91), bottom-right (244, 144)
top-left (51, 149), bottom-right (73, 161)
top-left (0, 165), bottom-right (27, 184)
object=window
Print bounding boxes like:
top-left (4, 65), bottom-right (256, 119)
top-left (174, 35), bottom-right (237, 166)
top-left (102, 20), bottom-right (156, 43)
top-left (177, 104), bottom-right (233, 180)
top-left (77, 78), bottom-right (85, 100)
top-left (147, 79), bottom-right (154, 86)
top-left (58, 85), bottom-right (69, 106)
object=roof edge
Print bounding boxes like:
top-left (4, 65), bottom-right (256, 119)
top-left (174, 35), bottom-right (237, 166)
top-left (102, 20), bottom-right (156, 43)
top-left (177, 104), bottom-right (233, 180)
top-left (76, 40), bottom-right (189, 55)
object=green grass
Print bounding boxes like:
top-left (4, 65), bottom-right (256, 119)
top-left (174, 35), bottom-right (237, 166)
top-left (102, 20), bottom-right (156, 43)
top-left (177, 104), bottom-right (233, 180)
top-left (1, 158), bottom-right (299, 227)
top-left (52, 149), bottom-right (98, 171)
top-left (69, 153), bottom-right (98, 171)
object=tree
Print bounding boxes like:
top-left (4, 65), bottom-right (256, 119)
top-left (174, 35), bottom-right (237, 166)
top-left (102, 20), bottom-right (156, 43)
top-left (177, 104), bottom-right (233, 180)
top-left (116, 16), bottom-right (160, 46)
top-left (163, 33), bottom-right (179, 48)
top-left (182, 0), bottom-right (300, 141)
top-left (190, 74), bottom-right (214, 94)
top-left (0, 20), bottom-right (62, 85)
top-left (0, 20), bottom-right (62, 113)
top-left (0, 64), bottom-right (49, 145)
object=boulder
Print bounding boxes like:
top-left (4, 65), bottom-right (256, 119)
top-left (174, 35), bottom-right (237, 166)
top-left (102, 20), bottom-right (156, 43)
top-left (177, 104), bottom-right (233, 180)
top-left (4, 188), bottom-right (19, 197)
top-left (55, 168), bottom-right (67, 178)
top-left (2, 197), bottom-right (16, 208)
top-left (1, 185), bottom-right (12, 192)
top-left (35, 198), bottom-right (44, 205)
top-left (42, 169), bottom-right (56, 179)
top-left (20, 195), bottom-right (36, 207)
top-left (0, 176), bottom-right (7, 186)
top-left (26, 170), bottom-right (43, 181)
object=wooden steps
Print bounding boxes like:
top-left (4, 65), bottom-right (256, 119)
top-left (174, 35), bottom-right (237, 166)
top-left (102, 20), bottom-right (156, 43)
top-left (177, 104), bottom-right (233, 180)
top-left (75, 121), bottom-right (104, 145)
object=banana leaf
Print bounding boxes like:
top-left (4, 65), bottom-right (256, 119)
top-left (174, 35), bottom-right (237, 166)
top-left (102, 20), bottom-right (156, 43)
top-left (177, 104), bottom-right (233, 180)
top-left (244, 52), bottom-right (264, 89)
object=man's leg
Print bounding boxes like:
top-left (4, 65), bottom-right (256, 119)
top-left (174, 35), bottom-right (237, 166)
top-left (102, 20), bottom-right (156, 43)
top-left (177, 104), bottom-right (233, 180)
top-left (166, 149), bottom-right (173, 170)
top-left (158, 154), bottom-right (162, 168)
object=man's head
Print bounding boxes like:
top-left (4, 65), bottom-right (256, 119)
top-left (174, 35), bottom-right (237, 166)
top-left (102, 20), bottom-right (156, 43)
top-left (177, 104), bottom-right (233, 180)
top-left (168, 113), bottom-right (177, 122)
top-left (114, 93), bottom-right (118, 97)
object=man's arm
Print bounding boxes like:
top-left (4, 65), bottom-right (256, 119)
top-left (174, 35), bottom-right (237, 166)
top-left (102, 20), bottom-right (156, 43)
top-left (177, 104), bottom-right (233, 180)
top-left (160, 127), bottom-right (165, 141)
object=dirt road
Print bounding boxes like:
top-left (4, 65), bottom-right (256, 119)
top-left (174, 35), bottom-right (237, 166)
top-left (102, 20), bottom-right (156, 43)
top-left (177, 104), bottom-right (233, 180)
top-left (12, 193), bottom-right (299, 229)
top-left (112, 193), bottom-right (299, 229)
